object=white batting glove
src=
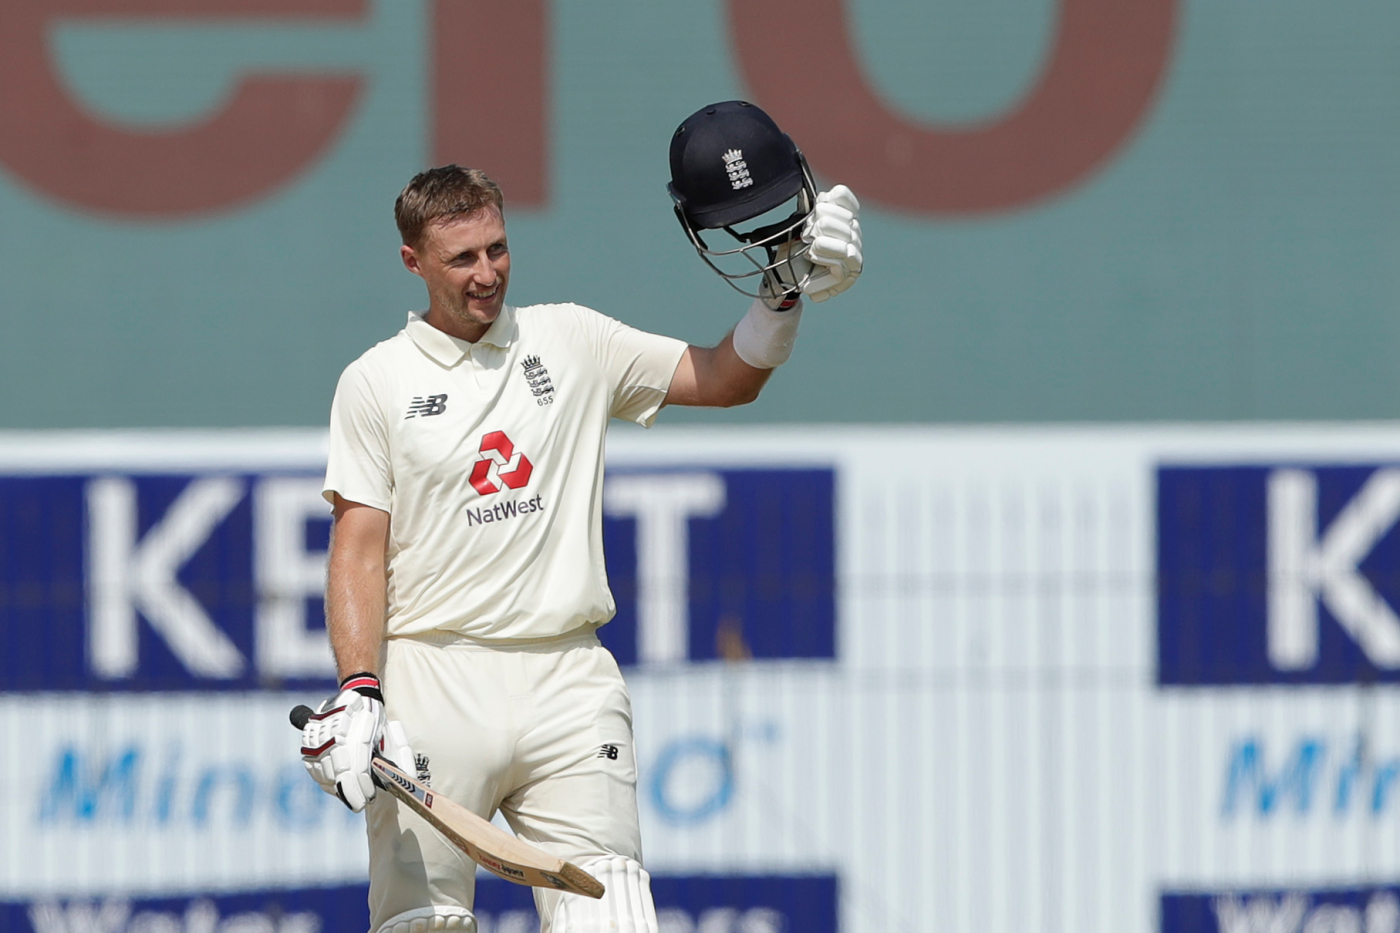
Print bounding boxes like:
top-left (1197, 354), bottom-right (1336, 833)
top-left (801, 185), bottom-right (863, 302)
top-left (380, 719), bottom-right (417, 777)
top-left (300, 673), bottom-right (386, 812)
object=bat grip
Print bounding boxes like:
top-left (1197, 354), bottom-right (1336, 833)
top-left (289, 703), bottom-right (315, 730)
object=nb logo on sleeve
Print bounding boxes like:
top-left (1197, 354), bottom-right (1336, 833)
top-left (405, 394), bottom-right (448, 418)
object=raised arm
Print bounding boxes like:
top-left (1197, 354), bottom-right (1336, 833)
top-left (664, 185), bottom-right (863, 409)
top-left (665, 330), bottom-right (773, 408)
top-left (326, 495), bottom-right (390, 679)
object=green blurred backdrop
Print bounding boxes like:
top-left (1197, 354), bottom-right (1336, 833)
top-left (1, 0), bottom-right (1395, 427)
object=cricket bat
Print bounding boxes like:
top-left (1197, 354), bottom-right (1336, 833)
top-left (291, 704), bottom-right (604, 899)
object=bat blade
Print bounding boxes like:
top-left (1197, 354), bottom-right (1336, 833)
top-left (291, 705), bottom-right (603, 899)
top-left (368, 757), bottom-right (604, 898)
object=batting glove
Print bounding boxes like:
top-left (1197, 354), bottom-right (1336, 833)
top-left (801, 185), bottom-right (863, 302)
top-left (300, 673), bottom-right (387, 812)
top-left (380, 719), bottom-right (417, 777)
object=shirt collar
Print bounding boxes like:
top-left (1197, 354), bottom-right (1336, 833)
top-left (405, 305), bottom-right (517, 366)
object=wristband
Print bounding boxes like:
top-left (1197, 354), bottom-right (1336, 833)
top-left (339, 671), bottom-right (383, 703)
top-left (732, 298), bottom-right (804, 370)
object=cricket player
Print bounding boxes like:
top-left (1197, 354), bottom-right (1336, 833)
top-left (299, 103), bottom-right (863, 933)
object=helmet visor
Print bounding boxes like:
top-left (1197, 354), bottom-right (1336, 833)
top-left (676, 189), bottom-right (816, 299)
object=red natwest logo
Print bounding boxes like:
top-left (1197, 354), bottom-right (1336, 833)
top-left (469, 431), bottom-right (533, 495)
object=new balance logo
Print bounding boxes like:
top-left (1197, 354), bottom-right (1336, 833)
top-left (405, 394), bottom-right (447, 418)
top-left (598, 744), bottom-right (620, 760)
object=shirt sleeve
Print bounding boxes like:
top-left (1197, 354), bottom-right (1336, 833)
top-left (577, 308), bottom-right (689, 427)
top-left (323, 359), bottom-right (393, 510)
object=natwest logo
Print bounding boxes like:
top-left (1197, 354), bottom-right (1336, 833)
top-left (469, 431), bottom-right (533, 495)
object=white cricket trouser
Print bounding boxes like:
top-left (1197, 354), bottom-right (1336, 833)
top-left (367, 627), bottom-right (644, 932)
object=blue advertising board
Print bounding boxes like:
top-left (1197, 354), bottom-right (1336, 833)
top-left (1157, 464), bottom-right (1400, 685)
top-left (472, 874), bottom-right (839, 933)
top-left (1161, 883), bottom-right (1400, 933)
top-left (0, 466), bottom-right (835, 691)
top-left (4, 874), bottom-right (837, 933)
top-left (8, 884), bottom-right (368, 933)
top-left (600, 467), bottom-right (835, 667)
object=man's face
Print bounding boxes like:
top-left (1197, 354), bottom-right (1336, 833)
top-left (402, 207), bottom-right (511, 342)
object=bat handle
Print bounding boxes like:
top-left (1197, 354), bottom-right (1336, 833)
top-left (289, 704), bottom-right (315, 730)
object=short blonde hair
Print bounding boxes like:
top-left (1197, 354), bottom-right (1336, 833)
top-left (394, 165), bottom-right (504, 248)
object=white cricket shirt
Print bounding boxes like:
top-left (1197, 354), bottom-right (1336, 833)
top-left (324, 303), bottom-right (688, 641)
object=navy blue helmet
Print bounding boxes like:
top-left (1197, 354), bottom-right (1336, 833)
top-left (667, 100), bottom-right (817, 297)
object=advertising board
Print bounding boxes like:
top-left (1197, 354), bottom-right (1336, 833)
top-left (7, 425), bottom-right (1400, 932)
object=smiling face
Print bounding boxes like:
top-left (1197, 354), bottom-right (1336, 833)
top-left (401, 206), bottom-right (511, 343)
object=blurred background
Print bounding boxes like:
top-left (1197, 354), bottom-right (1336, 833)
top-left (2, 1), bottom-right (1398, 931)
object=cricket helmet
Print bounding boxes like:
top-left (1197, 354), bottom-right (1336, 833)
top-left (667, 100), bottom-right (817, 298)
